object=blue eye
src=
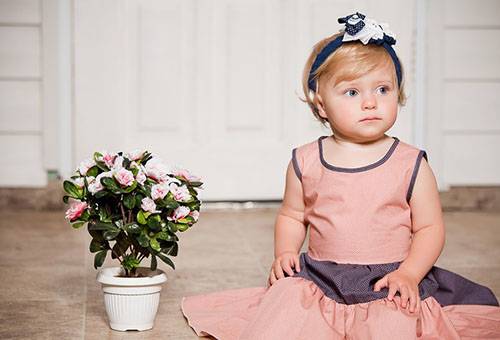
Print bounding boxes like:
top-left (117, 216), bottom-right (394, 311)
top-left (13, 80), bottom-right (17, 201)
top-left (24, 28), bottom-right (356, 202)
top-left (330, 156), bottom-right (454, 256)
top-left (345, 89), bottom-right (358, 97)
top-left (377, 86), bottom-right (389, 94)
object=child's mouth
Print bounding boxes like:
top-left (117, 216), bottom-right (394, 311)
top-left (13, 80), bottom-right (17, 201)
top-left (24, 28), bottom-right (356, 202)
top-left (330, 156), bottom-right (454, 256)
top-left (359, 117), bottom-right (382, 122)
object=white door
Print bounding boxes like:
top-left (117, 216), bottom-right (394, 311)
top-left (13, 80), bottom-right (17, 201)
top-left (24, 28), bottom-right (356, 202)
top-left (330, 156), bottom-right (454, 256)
top-left (73, 0), bottom-right (416, 200)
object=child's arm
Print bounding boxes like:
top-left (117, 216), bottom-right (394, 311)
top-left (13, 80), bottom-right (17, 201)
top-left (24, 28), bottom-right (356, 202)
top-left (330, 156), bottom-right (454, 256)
top-left (374, 157), bottom-right (445, 313)
top-left (268, 161), bottom-right (306, 285)
top-left (399, 157), bottom-right (446, 282)
top-left (274, 160), bottom-right (307, 258)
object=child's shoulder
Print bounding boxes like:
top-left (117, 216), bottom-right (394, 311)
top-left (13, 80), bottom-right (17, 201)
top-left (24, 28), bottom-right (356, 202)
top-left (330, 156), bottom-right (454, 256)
top-left (394, 138), bottom-right (429, 163)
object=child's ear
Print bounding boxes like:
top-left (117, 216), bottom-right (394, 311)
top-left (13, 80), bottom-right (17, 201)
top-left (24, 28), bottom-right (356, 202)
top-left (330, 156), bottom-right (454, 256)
top-left (313, 93), bottom-right (328, 119)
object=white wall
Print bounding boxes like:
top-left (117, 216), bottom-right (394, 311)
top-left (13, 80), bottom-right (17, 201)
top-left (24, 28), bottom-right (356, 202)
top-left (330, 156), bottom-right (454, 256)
top-left (0, 0), bottom-right (46, 187)
top-left (1, 0), bottom-right (500, 198)
top-left (426, 0), bottom-right (500, 188)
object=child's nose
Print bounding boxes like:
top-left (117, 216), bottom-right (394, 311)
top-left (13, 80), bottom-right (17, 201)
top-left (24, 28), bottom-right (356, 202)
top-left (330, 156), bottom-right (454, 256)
top-left (362, 95), bottom-right (377, 110)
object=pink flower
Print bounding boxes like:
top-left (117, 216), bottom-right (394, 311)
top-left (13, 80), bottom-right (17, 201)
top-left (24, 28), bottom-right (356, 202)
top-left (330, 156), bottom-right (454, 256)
top-left (151, 183), bottom-right (169, 200)
top-left (169, 183), bottom-right (192, 202)
top-left (145, 157), bottom-right (170, 182)
top-left (190, 210), bottom-right (200, 222)
top-left (172, 168), bottom-right (201, 182)
top-left (168, 206), bottom-right (190, 222)
top-left (126, 149), bottom-right (145, 161)
top-left (136, 170), bottom-right (147, 185)
top-left (114, 168), bottom-right (135, 187)
top-left (141, 197), bottom-right (161, 214)
top-left (98, 151), bottom-right (117, 169)
top-left (65, 201), bottom-right (88, 222)
top-left (78, 158), bottom-right (95, 176)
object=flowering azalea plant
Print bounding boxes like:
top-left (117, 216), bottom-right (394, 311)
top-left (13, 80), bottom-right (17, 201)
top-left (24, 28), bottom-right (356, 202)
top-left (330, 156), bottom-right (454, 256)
top-left (63, 150), bottom-right (202, 277)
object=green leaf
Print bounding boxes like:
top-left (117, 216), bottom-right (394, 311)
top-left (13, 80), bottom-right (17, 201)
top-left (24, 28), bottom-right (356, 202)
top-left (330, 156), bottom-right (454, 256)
top-left (94, 250), bottom-right (107, 269)
top-left (63, 180), bottom-right (81, 199)
top-left (94, 190), bottom-right (108, 199)
top-left (176, 223), bottom-right (189, 232)
top-left (63, 195), bottom-right (69, 204)
top-left (177, 216), bottom-right (193, 224)
top-left (149, 238), bottom-right (161, 252)
top-left (137, 211), bottom-right (147, 225)
top-left (156, 230), bottom-right (174, 241)
top-left (137, 231), bottom-right (150, 248)
top-left (167, 222), bottom-right (178, 233)
top-left (112, 234), bottom-right (130, 258)
top-left (98, 207), bottom-right (112, 223)
top-left (103, 229), bottom-right (120, 240)
top-left (123, 222), bottom-right (141, 234)
top-left (80, 210), bottom-right (90, 222)
top-left (89, 238), bottom-right (107, 253)
top-left (150, 254), bottom-right (157, 271)
top-left (157, 252), bottom-right (175, 270)
top-left (101, 177), bottom-right (120, 193)
top-left (122, 181), bottom-right (138, 193)
top-left (135, 194), bottom-right (144, 209)
top-left (190, 181), bottom-right (203, 187)
top-left (122, 254), bottom-right (140, 271)
top-left (158, 198), bottom-right (179, 210)
top-left (123, 194), bottom-right (135, 209)
top-left (147, 217), bottom-right (161, 231)
top-left (87, 166), bottom-right (99, 178)
top-left (88, 221), bottom-right (116, 231)
top-left (72, 221), bottom-right (85, 229)
top-left (93, 151), bottom-right (103, 160)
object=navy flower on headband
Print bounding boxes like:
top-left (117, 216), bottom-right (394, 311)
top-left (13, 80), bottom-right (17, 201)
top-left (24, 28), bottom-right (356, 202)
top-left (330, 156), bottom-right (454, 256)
top-left (337, 12), bottom-right (396, 46)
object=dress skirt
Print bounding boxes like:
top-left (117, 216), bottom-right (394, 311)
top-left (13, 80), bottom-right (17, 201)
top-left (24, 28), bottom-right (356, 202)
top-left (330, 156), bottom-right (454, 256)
top-left (181, 252), bottom-right (500, 339)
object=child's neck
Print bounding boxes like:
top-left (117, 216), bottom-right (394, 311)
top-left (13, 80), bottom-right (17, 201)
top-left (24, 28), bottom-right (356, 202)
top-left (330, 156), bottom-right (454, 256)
top-left (330, 133), bottom-right (391, 150)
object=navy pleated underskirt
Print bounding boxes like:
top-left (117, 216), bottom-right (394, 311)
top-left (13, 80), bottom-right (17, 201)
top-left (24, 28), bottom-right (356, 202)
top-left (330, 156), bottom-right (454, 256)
top-left (290, 252), bottom-right (499, 307)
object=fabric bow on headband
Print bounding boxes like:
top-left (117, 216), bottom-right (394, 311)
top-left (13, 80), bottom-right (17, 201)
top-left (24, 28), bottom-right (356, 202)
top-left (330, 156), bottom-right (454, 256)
top-left (308, 12), bottom-right (402, 92)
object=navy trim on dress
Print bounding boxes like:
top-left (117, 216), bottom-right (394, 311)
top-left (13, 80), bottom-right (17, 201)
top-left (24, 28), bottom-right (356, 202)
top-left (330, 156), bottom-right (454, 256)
top-left (291, 148), bottom-right (302, 181)
top-left (406, 150), bottom-right (428, 203)
top-left (318, 136), bottom-right (400, 173)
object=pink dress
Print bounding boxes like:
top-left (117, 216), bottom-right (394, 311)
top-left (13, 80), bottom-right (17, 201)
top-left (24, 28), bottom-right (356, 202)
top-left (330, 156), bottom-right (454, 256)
top-left (182, 136), bottom-right (500, 339)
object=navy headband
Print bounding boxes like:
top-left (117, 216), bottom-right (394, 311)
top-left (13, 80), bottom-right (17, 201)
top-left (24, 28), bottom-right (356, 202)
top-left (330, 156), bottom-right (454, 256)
top-left (308, 12), bottom-right (402, 92)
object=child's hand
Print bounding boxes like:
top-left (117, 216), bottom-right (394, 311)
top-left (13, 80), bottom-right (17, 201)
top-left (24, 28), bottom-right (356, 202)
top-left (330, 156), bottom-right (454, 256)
top-left (373, 268), bottom-right (420, 313)
top-left (267, 251), bottom-right (301, 287)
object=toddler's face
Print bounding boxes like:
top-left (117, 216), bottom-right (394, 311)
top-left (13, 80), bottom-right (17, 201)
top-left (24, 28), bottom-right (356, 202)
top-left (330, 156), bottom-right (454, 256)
top-left (316, 62), bottom-right (398, 141)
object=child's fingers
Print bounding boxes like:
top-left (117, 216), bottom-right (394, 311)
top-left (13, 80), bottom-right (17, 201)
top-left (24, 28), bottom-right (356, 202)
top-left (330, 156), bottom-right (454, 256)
top-left (373, 276), bottom-right (387, 292)
top-left (399, 286), bottom-right (409, 308)
top-left (282, 261), bottom-right (295, 277)
top-left (273, 261), bottom-right (285, 279)
top-left (294, 256), bottom-right (301, 272)
top-left (409, 289), bottom-right (418, 312)
top-left (269, 268), bottom-right (278, 284)
top-left (387, 282), bottom-right (398, 301)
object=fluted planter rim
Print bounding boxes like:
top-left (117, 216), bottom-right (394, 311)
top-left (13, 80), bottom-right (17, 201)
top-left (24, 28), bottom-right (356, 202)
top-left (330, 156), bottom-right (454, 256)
top-left (97, 266), bottom-right (168, 286)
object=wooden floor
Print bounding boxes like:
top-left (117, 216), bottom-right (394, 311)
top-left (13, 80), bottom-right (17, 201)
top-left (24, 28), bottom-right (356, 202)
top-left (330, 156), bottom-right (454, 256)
top-left (0, 208), bottom-right (499, 339)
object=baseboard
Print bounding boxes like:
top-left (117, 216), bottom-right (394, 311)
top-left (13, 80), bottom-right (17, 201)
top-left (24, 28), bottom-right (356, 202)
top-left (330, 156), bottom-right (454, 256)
top-left (1, 181), bottom-right (499, 212)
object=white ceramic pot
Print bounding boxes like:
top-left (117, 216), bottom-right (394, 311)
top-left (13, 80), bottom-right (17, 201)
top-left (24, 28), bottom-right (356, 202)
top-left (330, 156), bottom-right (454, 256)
top-left (96, 266), bottom-right (168, 331)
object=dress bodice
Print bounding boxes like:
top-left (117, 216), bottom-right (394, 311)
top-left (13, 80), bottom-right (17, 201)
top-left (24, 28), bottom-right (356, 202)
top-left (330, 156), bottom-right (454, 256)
top-left (292, 136), bottom-right (427, 264)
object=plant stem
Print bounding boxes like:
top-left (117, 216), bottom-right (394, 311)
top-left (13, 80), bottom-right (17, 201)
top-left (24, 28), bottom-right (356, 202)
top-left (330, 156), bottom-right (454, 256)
top-left (120, 200), bottom-right (126, 224)
top-left (111, 248), bottom-right (124, 265)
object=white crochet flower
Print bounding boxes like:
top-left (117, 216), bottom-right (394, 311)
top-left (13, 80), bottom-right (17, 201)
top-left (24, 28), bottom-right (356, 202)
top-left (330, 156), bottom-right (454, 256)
top-left (342, 17), bottom-right (396, 45)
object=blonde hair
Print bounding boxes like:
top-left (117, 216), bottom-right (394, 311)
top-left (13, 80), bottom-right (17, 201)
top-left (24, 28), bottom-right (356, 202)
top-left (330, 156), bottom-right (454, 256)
top-left (301, 32), bottom-right (407, 125)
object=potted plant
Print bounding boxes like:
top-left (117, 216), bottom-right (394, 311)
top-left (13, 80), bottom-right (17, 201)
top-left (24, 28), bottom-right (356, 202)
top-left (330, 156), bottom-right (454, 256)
top-left (62, 150), bottom-right (202, 331)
